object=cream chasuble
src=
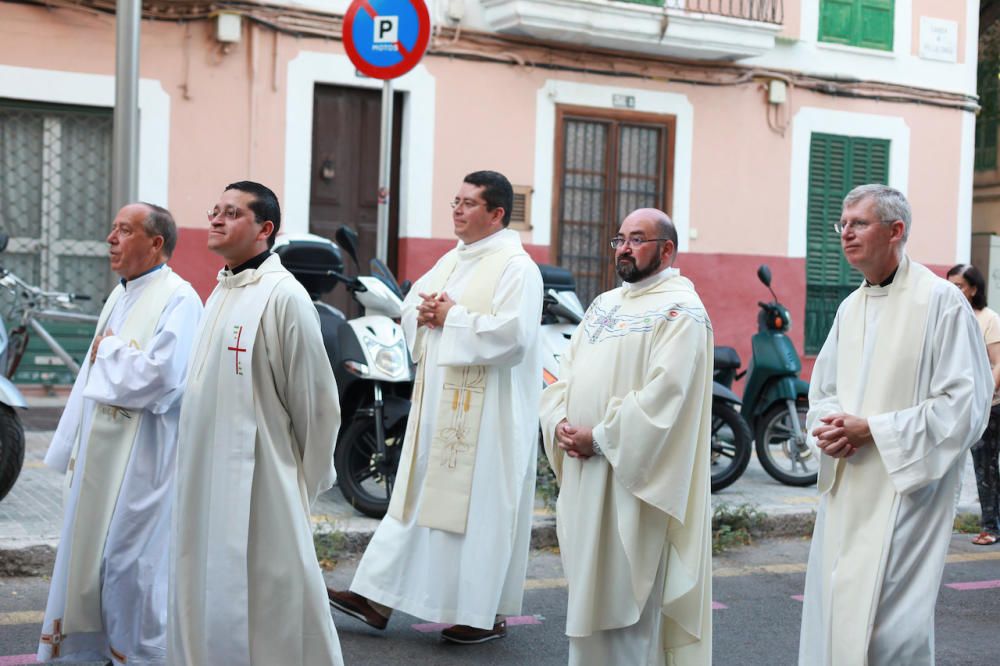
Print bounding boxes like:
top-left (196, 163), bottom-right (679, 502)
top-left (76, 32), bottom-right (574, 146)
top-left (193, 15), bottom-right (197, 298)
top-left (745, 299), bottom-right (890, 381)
top-left (800, 256), bottom-right (992, 666)
top-left (351, 228), bottom-right (543, 630)
top-left (539, 269), bottom-right (714, 666)
top-left (169, 255), bottom-right (343, 666)
top-left (39, 267), bottom-right (202, 665)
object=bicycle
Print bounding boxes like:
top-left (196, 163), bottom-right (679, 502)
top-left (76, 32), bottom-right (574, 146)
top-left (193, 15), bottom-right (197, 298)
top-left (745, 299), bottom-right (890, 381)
top-left (0, 232), bottom-right (98, 501)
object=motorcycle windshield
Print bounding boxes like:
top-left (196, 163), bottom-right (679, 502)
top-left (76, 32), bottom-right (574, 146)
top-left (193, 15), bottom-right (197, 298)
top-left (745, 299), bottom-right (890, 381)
top-left (370, 259), bottom-right (405, 300)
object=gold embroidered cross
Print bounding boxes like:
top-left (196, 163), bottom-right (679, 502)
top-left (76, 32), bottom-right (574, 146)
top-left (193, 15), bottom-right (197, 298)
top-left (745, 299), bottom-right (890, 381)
top-left (41, 618), bottom-right (65, 657)
top-left (442, 367), bottom-right (486, 415)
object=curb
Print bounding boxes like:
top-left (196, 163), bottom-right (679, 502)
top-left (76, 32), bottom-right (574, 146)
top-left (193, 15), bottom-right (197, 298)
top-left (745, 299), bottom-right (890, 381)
top-left (0, 511), bottom-right (818, 577)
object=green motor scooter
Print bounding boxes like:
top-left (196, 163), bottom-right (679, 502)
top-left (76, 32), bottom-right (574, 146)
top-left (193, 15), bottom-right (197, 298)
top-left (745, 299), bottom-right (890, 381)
top-left (715, 265), bottom-right (817, 486)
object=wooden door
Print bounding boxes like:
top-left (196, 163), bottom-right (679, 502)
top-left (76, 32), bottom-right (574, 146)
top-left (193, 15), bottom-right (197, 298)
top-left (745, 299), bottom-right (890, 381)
top-left (309, 85), bottom-right (402, 316)
top-left (552, 105), bottom-right (675, 307)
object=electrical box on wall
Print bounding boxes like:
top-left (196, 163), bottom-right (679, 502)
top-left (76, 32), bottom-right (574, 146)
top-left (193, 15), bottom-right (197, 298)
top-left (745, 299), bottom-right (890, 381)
top-left (971, 233), bottom-right (1000, 312)
top-left (768, 80), bottom-right (787, 105)
top-left (217, 13), bottom-right (242, 43)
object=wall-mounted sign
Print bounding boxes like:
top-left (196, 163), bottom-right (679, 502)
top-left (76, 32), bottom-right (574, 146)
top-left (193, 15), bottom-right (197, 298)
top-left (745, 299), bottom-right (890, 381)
top-left (613, 94), bottom-right (636, 109)
top-left (919, 17), bottom-right (958, 64)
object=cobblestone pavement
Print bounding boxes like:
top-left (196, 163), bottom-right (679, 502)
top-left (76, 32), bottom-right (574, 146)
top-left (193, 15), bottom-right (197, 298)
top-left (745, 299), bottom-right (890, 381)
top-left (0, 398), bottom-right (985, 553)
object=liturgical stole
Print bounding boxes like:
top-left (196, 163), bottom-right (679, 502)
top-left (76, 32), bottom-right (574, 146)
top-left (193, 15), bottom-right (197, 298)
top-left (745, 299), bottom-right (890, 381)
top-left (388, 242), bottom-right (526, 534)
top-left (821, 255), bottom-right (936, 663)
top-left (62, 268), bottom-right (186, 634)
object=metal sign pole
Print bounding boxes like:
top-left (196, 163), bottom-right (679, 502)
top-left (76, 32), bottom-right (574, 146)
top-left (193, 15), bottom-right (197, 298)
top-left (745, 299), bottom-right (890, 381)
top-left (376, 79), bottom-right (393, 264)
top-left (112, 0), bottom-right (141, 210)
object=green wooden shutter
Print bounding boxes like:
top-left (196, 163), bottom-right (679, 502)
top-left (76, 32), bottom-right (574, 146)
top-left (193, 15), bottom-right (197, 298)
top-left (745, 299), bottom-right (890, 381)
top-left (804, 133), bottom-right (890, 354)
top-left (858, 0), bottom-right (893, 51)
top-left (819, 0), bottom-right (893, 52)
top-left (818, 0), bottom-right (856, 45)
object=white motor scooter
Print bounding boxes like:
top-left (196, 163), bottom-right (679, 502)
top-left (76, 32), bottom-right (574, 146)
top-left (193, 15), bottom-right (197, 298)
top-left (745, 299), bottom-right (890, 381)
top-left (538, 265), bottom-right (584, 387)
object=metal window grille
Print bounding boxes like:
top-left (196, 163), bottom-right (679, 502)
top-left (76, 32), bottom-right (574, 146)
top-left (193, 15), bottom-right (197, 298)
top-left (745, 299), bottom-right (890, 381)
top-left (0, 99), bottom-right (113, 384)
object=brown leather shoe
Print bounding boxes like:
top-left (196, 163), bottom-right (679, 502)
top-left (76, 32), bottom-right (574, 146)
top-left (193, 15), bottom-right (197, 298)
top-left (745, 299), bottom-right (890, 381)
top-left (327, 588), bottom-right (388, 630)
top-left (440, 618), bottom-right (507, 644)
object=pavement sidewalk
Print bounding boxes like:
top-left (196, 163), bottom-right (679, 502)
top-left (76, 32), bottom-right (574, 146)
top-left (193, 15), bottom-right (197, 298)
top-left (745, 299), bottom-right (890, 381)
top-left (0, 395), bottom-right (985, 572)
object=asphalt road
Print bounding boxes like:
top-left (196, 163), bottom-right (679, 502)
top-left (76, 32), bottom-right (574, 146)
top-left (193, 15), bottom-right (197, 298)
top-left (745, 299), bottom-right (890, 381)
top-left (1, 536), bottom-right (998, 665)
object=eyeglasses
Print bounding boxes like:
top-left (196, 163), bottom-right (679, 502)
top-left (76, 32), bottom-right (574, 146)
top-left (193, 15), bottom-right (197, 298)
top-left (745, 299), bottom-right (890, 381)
top-left (449, 199), bottom-right (486, 211)
top-left (207, 206), bottom-right (244, 222)
top-left (833, 220), bottom-right (872, 234)
top-left (610, 237), bottom-right (671, 249)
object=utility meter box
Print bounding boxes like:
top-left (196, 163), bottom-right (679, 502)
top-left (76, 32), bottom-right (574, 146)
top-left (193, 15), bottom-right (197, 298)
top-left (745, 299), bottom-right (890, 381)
top-left (971, 233), bottom-right (1000, 311)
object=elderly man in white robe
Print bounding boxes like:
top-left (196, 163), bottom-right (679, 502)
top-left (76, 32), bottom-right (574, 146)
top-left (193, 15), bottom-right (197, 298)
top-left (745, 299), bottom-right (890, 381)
top-left (168, 181), bottom-right (343, 666)
top-left (328, 170), bottom-right (543, 644)
top-left (798, 184), bottom-right (992, 665)
top-left (540, 208), bottom-right (713, 666)
top-left (37, 203), bottom-right (202, 665)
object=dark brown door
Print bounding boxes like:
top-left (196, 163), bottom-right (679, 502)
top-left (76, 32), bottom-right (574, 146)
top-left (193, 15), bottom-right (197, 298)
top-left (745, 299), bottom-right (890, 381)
top-left (552, 105), bottom-right (675, 307)
top-left (309, 84), bottom-right (403, 317)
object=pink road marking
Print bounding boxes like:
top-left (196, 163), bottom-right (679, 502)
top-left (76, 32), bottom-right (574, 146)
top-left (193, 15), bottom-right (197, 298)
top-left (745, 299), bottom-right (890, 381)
top-left (711, 601), bottom-right (727, 610)
top-left (0, 655), bottom-right (38, 665)
top-left (412, 615), bottom-right (542, 632)
top-left (791, 595), bottom-right (805, 602)
top-left (945, 579), bottom-right (1000, 591)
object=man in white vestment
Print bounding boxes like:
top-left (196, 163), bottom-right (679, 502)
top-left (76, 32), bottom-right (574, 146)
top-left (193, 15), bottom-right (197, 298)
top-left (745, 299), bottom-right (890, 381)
top-left (328, 170), bottom-right (543, 644)
top-left (799, 184), bottom-right (993, 665)
top-left (168, 181), bottom-right (344, 666)
top-left (539, 208), bottom-right (713, 666)
top-left (38, 203), bottom-right (202, 665)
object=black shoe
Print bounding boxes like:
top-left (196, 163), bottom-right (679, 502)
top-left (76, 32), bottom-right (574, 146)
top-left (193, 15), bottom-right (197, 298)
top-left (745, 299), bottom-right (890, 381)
top-left (441, 619), bottom-right (507, 644)
top-left (327, 588), bottom-right (389, 630)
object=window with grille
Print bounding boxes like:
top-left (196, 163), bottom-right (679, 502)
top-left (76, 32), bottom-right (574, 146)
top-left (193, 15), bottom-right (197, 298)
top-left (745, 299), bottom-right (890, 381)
top-left (0, 99), bottom-right (113, 384)
top-left (553, 107), bottom-right (674, 307)
top-left (804, 132), bottom-right (889, 354)
top-left (819, 0), bottom-right (894, 52)
top-left (976, 53), bottom-right (1000, 172)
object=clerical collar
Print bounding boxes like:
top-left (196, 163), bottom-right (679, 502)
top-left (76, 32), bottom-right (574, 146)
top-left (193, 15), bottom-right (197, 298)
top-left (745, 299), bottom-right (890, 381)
top-left (864, 266), bottom-right (899, 288)
top-left (622, 266), bottom-right (679, 294)
top-left (120, 263), bottom-right (165, 288)
top-left (229, 250), bottom-right (272, 275)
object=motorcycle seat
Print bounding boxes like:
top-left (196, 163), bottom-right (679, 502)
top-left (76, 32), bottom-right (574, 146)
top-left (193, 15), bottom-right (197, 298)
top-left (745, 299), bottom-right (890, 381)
top-left (714, 346), bottom-right (741, 371)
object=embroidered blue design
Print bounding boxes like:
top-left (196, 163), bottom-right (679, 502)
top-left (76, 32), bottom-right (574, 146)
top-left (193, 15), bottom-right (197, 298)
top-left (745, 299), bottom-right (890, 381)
top-left (582, 297), bottom-right (711, 343)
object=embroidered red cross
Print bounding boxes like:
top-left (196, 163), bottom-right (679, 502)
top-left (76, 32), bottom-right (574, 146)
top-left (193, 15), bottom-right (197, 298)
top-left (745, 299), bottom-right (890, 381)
top-left (41, 618), bottom-right (65, 657)
top-left (228, 325), bottom-right (247, 375)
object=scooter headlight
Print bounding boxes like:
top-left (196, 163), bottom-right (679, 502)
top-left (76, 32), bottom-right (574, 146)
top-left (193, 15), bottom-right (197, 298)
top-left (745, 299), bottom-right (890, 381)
top-left (363, 336), bottom-right (408, 378)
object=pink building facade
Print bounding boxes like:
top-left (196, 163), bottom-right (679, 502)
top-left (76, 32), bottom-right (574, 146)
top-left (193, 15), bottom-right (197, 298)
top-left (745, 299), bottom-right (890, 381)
top-left (0, 0), bottom-right (980, 381)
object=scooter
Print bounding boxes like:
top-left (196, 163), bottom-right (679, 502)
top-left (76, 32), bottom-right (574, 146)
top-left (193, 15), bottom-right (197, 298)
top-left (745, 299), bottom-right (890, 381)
top-left (274, 227), bottom-right (414, 518)
top-left (715, 265), bottom-right (816, 486)
top-left (538, 265), bottom-right (584, 387)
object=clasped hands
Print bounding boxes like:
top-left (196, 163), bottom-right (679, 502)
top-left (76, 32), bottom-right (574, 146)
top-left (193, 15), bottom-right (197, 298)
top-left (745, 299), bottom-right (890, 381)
top-left (555, 419), bottom-right (596, 459)
top-left (416, 292), bottom-right (455, 329)
top-left (811, 412), bottom-right (873, 459)
top-left (90, 327), bottom-right (115, 364)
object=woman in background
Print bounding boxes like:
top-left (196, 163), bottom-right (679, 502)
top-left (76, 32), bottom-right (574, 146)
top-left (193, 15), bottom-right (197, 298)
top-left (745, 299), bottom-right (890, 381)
top-left (948, 263), bottom-right (1000, 545)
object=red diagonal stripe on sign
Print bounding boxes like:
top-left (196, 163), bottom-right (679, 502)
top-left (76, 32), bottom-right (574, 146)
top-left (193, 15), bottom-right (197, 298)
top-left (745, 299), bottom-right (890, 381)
top-left (396, 40), bottom-right (410, 58)
top-left (360, 0), bottom-right (377, 19)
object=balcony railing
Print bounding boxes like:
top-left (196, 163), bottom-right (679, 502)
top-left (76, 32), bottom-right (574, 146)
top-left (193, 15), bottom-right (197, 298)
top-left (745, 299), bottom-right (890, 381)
top-left (659, 0), bottom-right (784, 25)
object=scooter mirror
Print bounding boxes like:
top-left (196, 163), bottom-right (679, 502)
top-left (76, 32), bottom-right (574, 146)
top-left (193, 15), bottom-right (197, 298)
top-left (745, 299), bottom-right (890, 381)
top-left (0, 233), bottom-right (7, 253)
top-left (757, 265), bottom-right (772, 287)
top-left (334, 226), bottom-right (361, 267)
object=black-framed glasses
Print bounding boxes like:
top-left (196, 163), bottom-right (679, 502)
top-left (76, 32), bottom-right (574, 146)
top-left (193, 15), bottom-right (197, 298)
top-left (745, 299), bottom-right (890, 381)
top-left (610, 237), bottom-right (670, 249)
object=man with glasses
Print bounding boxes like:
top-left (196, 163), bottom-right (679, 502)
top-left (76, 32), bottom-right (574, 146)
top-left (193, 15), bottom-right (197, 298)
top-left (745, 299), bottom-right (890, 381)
top-left (37, 203), bottom-right (201, 666)
top-left (799, 184), bottom-right (992, 665)
top-left (169, 181), bottom-right (344, 665)
top-left (539, 208), bottom-right (713, 665)
top-left (329, 170), bottom-right (543, 644)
